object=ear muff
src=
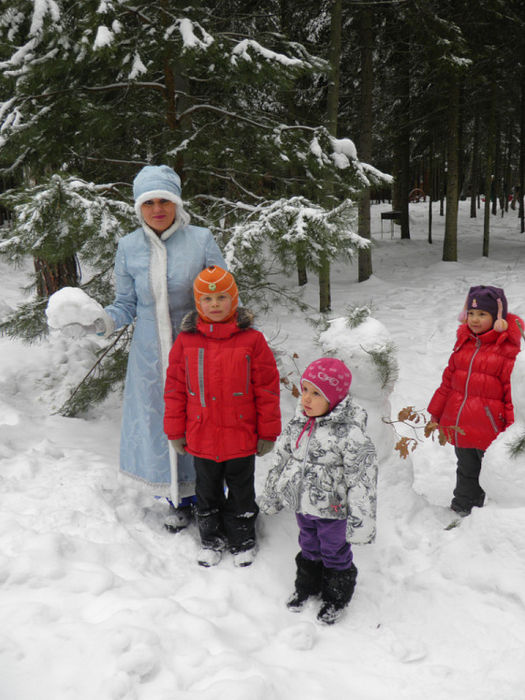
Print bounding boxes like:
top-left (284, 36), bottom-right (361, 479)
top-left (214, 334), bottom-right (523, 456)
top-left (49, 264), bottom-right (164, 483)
top-left (493, 297), bottom-right (508, 332)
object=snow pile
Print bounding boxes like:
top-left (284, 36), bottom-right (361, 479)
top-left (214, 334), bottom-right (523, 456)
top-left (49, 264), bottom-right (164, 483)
top-left (45, 286), bottom-right (104, 329)
top-left (481, 349), bottom-right (525, 506)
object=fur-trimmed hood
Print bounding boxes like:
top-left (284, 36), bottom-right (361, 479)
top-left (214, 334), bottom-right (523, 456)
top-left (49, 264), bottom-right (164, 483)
top-left (180, 307), bottom-right (255, 333)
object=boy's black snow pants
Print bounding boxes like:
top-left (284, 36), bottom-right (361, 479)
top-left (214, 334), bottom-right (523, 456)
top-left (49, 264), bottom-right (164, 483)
top-left (194, 454), bottom-right (258, 553)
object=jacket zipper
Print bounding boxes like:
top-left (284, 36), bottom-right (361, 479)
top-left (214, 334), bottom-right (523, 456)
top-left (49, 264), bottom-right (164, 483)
top-left (198, 348), bottom-right (206, 407)
top-left (245, 354), bottom-right (251, 394)
top-left (232, 354), bottom-right (251, 397)
top-left (302, 429), bottom-right (313, 472)
top-left (454, 336), bottom-right (481, 444)
top-left (484, 406), bottom-right (499, 433)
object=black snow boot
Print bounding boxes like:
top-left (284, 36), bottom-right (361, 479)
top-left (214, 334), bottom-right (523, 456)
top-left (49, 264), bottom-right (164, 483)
top-left (286, 552), bottom-right (323, 612)
top-left (196, 508), bottom-right (227, 551)
top-left (317, 562), bottom-right (358, 625)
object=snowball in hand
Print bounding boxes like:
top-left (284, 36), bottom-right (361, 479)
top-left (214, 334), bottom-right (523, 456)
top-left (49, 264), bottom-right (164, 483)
top-left (46, 287), bottom-right (105, 329)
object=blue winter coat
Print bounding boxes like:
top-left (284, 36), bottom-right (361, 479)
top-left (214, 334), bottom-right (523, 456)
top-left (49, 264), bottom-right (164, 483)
top-left (104, 223), bottom-right (226, 503)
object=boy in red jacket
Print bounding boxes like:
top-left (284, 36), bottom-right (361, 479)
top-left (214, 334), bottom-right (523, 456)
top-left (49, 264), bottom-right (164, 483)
top-left (164, 266), bottom-right (281, 567)
top-left (428, 285), bottom-right (523, 517)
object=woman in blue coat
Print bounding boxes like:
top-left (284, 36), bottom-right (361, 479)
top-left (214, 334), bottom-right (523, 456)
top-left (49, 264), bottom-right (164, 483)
top-left (99, 165), bottom-right (226, 530)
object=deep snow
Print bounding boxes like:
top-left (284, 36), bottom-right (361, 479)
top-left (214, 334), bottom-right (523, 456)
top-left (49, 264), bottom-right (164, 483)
top-left (1, 201), bottom-right (525, 700)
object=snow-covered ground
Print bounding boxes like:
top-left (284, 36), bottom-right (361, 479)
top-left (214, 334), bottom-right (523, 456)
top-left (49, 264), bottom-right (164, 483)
top-left (1, 201), bottom-right (525, 700)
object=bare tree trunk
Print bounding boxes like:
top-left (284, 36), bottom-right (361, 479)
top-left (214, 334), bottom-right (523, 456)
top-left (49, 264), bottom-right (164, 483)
top-left (395, 36), bottom-right (411, 240)
top-left (470, 112), bottom-right (480, 218)
top-left (357, 7), bottom-right (374, 282)
top-left (491, 117), bottom-right (501, 216)
top-left (483, 82), bottom-right (496, 257)
top-left (319, 0), bottom-right (343, 312)
top-left (428, 132), bottom-right (436, 244)
top-left (443, 72), bottom-right (460, 262)
top-left (518, 57), bottom-right (525, 233)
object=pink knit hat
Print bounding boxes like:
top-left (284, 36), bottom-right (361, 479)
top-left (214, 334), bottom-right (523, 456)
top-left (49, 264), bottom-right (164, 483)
top-left (301, 358), bottom-right (352, 410)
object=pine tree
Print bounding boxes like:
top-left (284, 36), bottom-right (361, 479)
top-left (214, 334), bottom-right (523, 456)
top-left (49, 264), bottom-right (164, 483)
top-left (0, 2), bottom-right (387, 413)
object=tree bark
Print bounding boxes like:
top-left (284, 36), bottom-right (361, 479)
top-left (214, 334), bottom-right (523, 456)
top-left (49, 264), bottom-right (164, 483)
top-left (392, 20), bottom-right (411, 239)
top-left (483, 82), bottom-right (497, 257)
top-left (319, 0), bottom-right (343, 312)
top-left (357, 7), bottom-right (374, 282)
top-left (442, 72), bottom-right (460, 262)
top-left (518, 57), bottom-right (525, 233)
top-left (470, 112), bottom-right (480, 218)
top-left (34, 256), bottom-right (79, 297)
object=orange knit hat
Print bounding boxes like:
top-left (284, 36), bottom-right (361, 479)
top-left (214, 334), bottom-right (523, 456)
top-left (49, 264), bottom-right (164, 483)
top-left (193, 266), bottom-right (239, 322)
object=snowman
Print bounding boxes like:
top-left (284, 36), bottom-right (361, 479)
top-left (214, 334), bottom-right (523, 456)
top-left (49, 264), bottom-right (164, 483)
top-left (317, 309), bottom-right (397, 463)
top-left (481, 348), bottom-right (525, 506)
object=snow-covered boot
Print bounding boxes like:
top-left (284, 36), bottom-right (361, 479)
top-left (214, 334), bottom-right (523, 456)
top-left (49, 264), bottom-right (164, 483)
top-left (164, 502), bottom-right (193, 533)
top-left (196, 508), bottom-right (227, 552)
top-left (232, 546), bottom-right (257, 568)
top-left (197, 546), bottom-right (224, 567)
top-left (286, 552), bottom-right (323, 612)
top-left (317, 562), bottom-right (358, 625)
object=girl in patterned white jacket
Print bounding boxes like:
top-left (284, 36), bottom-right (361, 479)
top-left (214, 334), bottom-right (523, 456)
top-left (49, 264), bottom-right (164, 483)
top-left (260, 358), bottom-right (377, 625)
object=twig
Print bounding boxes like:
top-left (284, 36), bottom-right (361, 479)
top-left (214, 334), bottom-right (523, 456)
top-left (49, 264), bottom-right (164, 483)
top-left (59, 325), bottom-right (128, 406)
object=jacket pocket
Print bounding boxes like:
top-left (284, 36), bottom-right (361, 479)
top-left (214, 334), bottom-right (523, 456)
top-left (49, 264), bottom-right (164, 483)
top-left (484, 405), bottom-right (499, 434)
top-left (232, 354), bottom-right (251, 397)
top-left (185, 357), bottom-right (195, 396)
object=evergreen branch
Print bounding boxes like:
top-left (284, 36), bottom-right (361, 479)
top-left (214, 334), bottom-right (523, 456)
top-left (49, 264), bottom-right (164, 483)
top-left (18, 82), bottom-right (166, 103)
top-left (57, 325), bottom-right (128, 411)
top-left (82, 82), bottom-right (166, 93)
top-left (178, 103), bottom-right (271, 129)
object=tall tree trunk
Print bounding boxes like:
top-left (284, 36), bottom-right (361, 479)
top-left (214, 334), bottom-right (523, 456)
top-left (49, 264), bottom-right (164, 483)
top-left (470, 112), bottom-right (480, 218)
top-left (491, 117), bottom-right (501, 216)
top-left (428, 132), bottom-right (436, 244)
top-left (483, 82), bottom-right (497, 257)
top-left (280, 0), bottom-right (308, 285)
top-left (442, 72), bottom-right (460, 262)
top-left (319, 0), bottom-right (343, 312)
top-left (518, 57), bottom-right (525, 233)
top-left (392, 25), bottom-right (411, 240)
top-left (357, 7), bottom-right (374, 282)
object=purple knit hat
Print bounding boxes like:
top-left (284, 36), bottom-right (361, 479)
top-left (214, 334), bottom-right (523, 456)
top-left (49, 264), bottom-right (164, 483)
top-left (466, 285), bottom-right (507, 319)
top-left (301, 358), bottom-right (352, 410)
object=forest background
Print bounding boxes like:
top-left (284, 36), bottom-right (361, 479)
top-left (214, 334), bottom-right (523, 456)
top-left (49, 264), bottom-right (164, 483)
top-left (1, 0), bottom-right (525, 412)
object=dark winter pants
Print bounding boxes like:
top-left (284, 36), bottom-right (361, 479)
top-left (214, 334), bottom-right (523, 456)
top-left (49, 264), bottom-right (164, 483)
top-left (452, 447), bottom-right (486, 513)
top-left (194, 455), bottom-right (258, 553)
top-left (296, 513), bottom-right (353, 570)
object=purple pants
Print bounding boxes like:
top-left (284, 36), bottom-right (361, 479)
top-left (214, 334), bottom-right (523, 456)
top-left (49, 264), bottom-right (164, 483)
top-left (296, 513), bottom-right (353, 570)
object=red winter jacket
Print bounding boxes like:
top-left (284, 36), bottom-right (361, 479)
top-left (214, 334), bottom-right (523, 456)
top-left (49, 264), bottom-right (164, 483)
top-left (428, 313), bottom-right (523, 450)
top-left (164, 309), bottom-right (281, 462)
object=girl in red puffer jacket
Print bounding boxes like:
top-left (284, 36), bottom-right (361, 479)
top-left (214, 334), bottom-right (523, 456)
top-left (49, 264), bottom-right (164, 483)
top-left (164, 266), bottom-right (281, 568)
top-left (428, 285), bottom-right (523, 517)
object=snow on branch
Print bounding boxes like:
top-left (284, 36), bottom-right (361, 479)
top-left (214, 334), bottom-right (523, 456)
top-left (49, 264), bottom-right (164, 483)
top-left (224, 196), bottom-right (368, 276)
top-left (174, 18), bottom-right (214, 50)
top-left (231, 39), bottom-right (304, 68)
top-left (29, 0), bottom-right (60, 37)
